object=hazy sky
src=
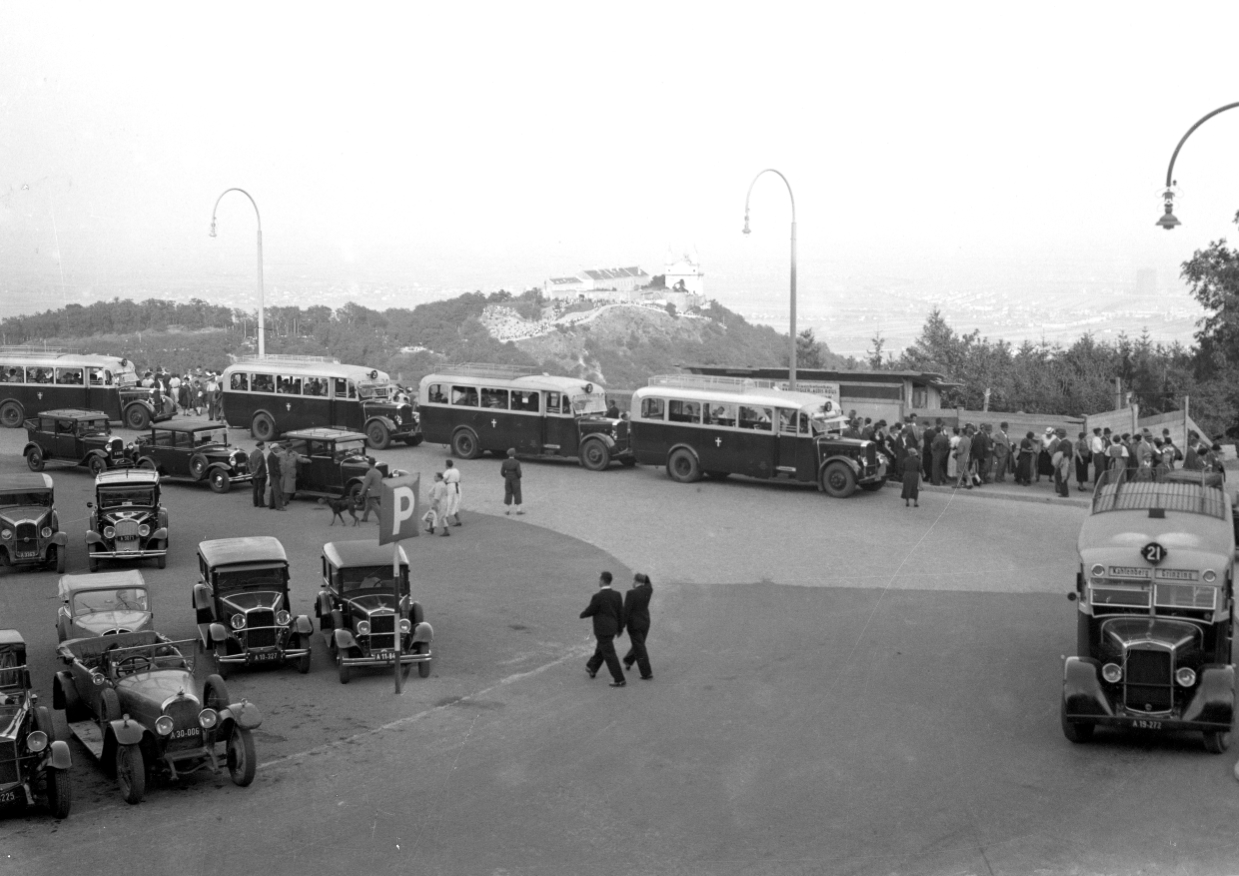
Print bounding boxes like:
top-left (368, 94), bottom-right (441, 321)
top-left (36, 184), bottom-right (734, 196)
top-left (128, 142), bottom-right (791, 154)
top-left (4, 3), bottom-right (1239, 334)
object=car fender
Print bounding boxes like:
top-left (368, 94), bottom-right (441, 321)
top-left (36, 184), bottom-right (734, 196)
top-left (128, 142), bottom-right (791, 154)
top-left (51, 531), bottom-right (68, 547)
top-left (86, 531), bottom-right (103, 546)
top-left (365, 414), bottom-right (397, 433)
top-left (1182, 664), bottom-right (1236, 724)
top-left (333, 628), bottom-right (358, 652)
top-left (22, 441), bottom-right (43, 458)
top-left (151, 527), bottom-right (168, 541)
top-left (106, 718), bottom-right (144, 747)
top-left (205, 461), bottom-right (232, 476)
top-left (47, 739), bottom-right (72, 770)
top-left (819, 454), bottom-right (862, 476)
top-left (219, 700), bottom-right (263, 732)
top-left (208, 622), bottom-right (229, 644)
top-left (125, 398), bottom-right (155, 414)
top-left (1062, 656), bottom-right (1113, 719)
top-left (581, 432), bottom-right (617, 451)
top-left (293, 614), bottom-right (314, 635)
top-left (412, 621), bottom-right (434, 645)
top-left (136, 455), bottom-right (158, 471)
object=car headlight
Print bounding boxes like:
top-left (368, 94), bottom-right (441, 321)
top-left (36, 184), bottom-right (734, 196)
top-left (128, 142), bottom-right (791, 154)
top-left (399, 618), bottom-right (411, 633)
top-left (103, 526), bottom-right (115, 539)
top-left (1102, 663), bottom-right (1122, 683)
top-left (230, 613), bottom-right (246, 630)
top-left (138, 524), bottom-right (150, 537)
top-left (1203, 570), bottom-right (1217, 583)
top-left (1176, 667), bottom-right (1197, 687)
top-left (1090, 564), bottom-right (1106, 579)
top-left (356, 620), bottom-right (371, 635)
top-left (41, 527), bottom-right (53, 538)
top-left (155, 716), bottom-right (175, 736)
top-left (25, 730), bottom-right (48, 753)
top-left (275, 610), bottom-right (291, 625)
top-left (394, 415), bottom-right (402, 425)
top-left (198, 708), bottom-right (219, 729)
top-left (0, 529), bottom-right (11, 541)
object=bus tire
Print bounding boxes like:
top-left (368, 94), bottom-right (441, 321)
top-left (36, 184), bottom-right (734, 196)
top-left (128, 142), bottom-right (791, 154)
top-left (821, 462), bottom-right (856, 498)
top-left (125, 404), bottom-right (151, 431)
top-left (0, 401), bottom-right (23, 429)
top-left (366, 421), bottom-right (391, 451)
top-left (451, 429), bottom-right (480, 460)
top-left (251, 413), bottom-right (276, 442)
top-left (666, 448), bottom-right (701, 483)
top-left (26, 447), bottom-right (45, 472)
top-left (579, 439), bottom-right (610, 471)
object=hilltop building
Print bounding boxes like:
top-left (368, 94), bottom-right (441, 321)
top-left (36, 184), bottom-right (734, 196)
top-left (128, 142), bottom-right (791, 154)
top-left (543, 266), bottom-right (649, 300)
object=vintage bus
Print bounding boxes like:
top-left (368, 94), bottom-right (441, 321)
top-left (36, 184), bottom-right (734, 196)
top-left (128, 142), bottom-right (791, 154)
top-left (219, 357), bottom-right (421, 450)
top-left (417, 365), bottom-right (632, 469)
top-left (0, 348), bottom-right (171, 430)
top-left (629, 375), bottom-right (885, 497)
top-left (1062, 468), bottom-right (1236, 751)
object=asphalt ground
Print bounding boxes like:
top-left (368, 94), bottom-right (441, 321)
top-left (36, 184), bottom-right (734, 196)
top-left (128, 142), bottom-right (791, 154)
top-left (1, 421), bottom-right (1238, 876)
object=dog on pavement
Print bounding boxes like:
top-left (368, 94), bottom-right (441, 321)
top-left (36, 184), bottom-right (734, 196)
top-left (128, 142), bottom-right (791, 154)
top-left (319, 494), bottom-right (361, 526)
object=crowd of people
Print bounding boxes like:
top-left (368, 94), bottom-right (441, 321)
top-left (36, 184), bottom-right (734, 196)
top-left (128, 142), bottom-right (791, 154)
top-left (138, 367), bottom-right (226, 419)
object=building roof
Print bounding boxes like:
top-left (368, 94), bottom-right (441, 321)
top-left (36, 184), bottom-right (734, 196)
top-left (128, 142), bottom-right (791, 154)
top-left (683, 366), bottom-right (961, 390)
top-left (582, 266), bottom-right (648, 281)
top-left (548, 276), bottom-right (585, 286)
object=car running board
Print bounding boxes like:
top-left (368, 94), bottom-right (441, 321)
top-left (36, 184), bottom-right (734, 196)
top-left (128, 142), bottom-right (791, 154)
top-left (68, 720), bottom-right (106, 760)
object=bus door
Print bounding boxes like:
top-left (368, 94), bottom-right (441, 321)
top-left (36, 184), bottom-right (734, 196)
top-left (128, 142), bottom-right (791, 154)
top-left (733, 404), bottom-right (777, 478)
top-left (774, 408), bottom-right (811, 481)
top-left (477, 388), bottom-right (514, 454)
top-left (329, 378), bottom-right (357, 431)
top-left (507, 389), bottom-right (543, 455)
top-left (542, 392), bottom-right (578, 456)
top-left (698, 402), bottom-right (749, 474)
top-left (84, 368), bottom-right (113, 417)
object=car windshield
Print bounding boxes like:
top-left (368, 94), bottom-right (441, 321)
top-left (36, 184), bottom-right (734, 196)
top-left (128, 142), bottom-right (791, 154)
top-left (571, 391), bottom-right (608, 416)
top-left (193, 428), bottom-right (228, 447)
top-left (0, 645), bottom-right (26, 691)
top-left (98, 488), bottom-right (156, 509)
top-left (215, 567), bottom-right (287, 591)
top-left (333, 439), bottom-right (367, 460)
top-left (73, 587), bottom-right (148, 615)
top-left (340, 565), bottom-right (408, 594)
top-left (0, 491), bottom-right (52, 509)
top-left (357, 380), bottom-right (389, 401)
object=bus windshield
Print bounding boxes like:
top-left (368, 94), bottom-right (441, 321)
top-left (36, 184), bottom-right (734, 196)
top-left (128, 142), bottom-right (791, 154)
top-left (356, 380), bottom-right (390, 401)
top-left (571, 391), bottom-right (608, 416)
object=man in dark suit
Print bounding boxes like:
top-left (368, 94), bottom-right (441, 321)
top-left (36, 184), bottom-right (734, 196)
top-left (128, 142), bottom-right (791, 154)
top-left (621, 573), bottom-right (654, 680)
top-left (580, 571), bottom-right (626, 687)
top-left (248, 441), bottom-right (267, 508)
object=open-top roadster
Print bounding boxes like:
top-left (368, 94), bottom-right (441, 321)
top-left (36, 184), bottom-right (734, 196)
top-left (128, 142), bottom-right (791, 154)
top-left (0, 630), bottom-right (72, 817)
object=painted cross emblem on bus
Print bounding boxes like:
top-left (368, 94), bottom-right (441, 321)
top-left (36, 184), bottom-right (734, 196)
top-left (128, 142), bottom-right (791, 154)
top-left (491, 419), bottom-right (497, 428)
top-left (37, 392), bottom-right (43, 400)
top-left (286, 402), bottom-right (292, 411)
top-left (715, 437), bottom-right (722, 447)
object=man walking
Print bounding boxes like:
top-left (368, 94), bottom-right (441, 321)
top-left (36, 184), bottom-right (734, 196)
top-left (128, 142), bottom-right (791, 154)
top-left (443, 459), bottom-right (462, 526)
top-left (622, 573), bottom-right (654, 681)
top-left (249, 441), bottom-right (267, 508)
top-left (581, 571), bottom-right (626, 687)
top-left (359, 459), bottom-right (384, 523)
top-left (930, 427), bottom-right (950, 486)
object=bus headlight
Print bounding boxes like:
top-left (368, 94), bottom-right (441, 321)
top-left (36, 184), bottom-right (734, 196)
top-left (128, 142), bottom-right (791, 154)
top-left (356, 620), bottom-right (371, 635)
top-left (1090, 564), bottom-right (1106, 579)
top-left (1102, 663), bottom-right (1123, 683)
top-left (1203, 570), bottom-right (1217, 583)
top-left (230, 613), bottom-right (246, 630)
top-left (394, 415), bottom-right (403, 425)
top-left (155, 716), bottom-right (175, 736)
top-left (1176, 667), bottom-right (1197, 687)
top-left (199, 709), bottom-right (219, 729)
top-left (275, 610), bottom-right (291, 625)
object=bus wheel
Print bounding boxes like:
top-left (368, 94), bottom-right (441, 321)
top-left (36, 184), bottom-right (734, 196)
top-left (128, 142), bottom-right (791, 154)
top-left (125, 404), bottom-right (151, 431)
top-left (251, 413), bottom-right (276, 442)
top-left (666, 449), bottom-right (700, 483)
top-left (0, 401), bottom-right (23, 429)
top-left (451, 430), bottom-right (480, 459)
top-left (579, 440), bottom-right (610, 471)
top-left (26, 448), bottom-right (45, 472)
top-left (821, 462), bottom-right (856, 498)
top-left (366, 421), bottom-right (391, 451)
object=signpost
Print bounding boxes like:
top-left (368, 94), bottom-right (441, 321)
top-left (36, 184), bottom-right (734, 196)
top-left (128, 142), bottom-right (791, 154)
top-left (379, 473), bottom-right (420, 694)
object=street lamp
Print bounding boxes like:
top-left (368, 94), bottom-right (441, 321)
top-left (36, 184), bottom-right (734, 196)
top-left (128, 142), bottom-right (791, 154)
top-left (743, 169), bottom-right (798, 390)
top-left (210, 188), bottom-right (266, 358)
top-left (1157, 101), bottom-right (1239, 230)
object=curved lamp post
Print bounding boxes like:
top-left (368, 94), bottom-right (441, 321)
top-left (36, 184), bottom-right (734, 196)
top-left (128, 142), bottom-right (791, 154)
top-left (743, 169), bottom-right (798, 390)
top-left (210, 188), bottom-right (265, 358)
top-left (1158, 101), bottom-right (1239, 230)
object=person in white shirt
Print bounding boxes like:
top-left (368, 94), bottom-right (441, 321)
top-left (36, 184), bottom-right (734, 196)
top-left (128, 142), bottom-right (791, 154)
top-left (422, 472), bottom-right (450, 536)
top-left (442, 459), bottom-right (462, 526)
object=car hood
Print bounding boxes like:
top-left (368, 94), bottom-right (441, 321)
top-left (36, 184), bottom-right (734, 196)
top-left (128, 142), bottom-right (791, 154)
top-left (0, 507), bottom-right (49, 524)
top-left (74, 610), bottom-right (152, 636)
top-left (345, 593), bottom-right (398, 613)
top-left (220, 591), bottom-right (283, 613)
top-left (116, 668), bottom-right (198, 703)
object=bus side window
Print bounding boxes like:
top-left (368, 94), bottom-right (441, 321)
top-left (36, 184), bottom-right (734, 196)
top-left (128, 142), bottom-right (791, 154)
top-left (546, 392), bottom-right (561, 414)
top-left (451, 386), bottom-right (478, 407)
top-left (513, 391), bottom-right (538, 412)
top-left (669, 400), bottom-right (700, 424)
top-left (230, 372), bottom-right (249, 391)
top-left (345, 381), bottom-right (357, 399)
top-left (426, 383), bottom-right (446, 404)
top-left (798, 413), bottom-right (810, 434)
top-left (277, 374), bottom-right (303, 395)
top-left (640, 397), bottom-right (665, 420)
top-left (481, 388), bottom-right (508, 409)
top-left (709, 404), bottom-right (736, 427)
top-left (2, 365), bottom-right (23, 383)
top-left (87, 368), bottom-right (104, 386)
top-left (252, 373), bottom-right (274, 393)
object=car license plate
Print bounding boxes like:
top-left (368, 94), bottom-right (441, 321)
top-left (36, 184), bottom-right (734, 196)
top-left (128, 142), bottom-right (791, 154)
top-left (1132, 719), bottom-right (1162, 730)
top-left (250, 651), bottom-right (280, 663)
top-left (0, 789), bottom-right (19, 806)
top-left (378, 650), bottom-right (394, 662)
top-left (14, 552), bottom-right (37, 560)
top-left (170, 727), bottom-right (200, 740)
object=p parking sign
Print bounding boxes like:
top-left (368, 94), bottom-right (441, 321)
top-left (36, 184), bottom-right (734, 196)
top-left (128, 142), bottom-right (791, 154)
top-left (379, 474), bottom-right (420, 545)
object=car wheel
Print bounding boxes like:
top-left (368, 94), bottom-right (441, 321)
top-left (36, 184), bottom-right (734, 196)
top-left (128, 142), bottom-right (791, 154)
top-left (0, 401), bottom-right (23, 429)
top-left (156, 545), bottom-right (167, 570)
top-left (227, 726), bottom-right (257, 787)
top-left (337, 649), bottom-right (350, 684)
top-left (125, 404), bottom-right (151, 431)
top-left (366, 421), bottom-right (391, 451)
top-left (451, 429), bottom-right (480, 460)
top-left (115, 743), bottom-right (145, 804)
top-left (208, 470), bottom-right (231, 494)
top-left (99, 687), bottom-right (122, 724)
top-left (251, 413), bottom-right (276, 442)
top-left (1204, 729), bottom-right (1231, 754)
top-left (1060, 706), bottom-right (1094, 743)
top-left (820, 462), bottom-right (857, 498)
top-left (51, 545), bottom-right (65, 574)
top-left (189, 454), bottom-right (209, 480)
top-left (418, 653), bottom-right (431, 679)
top-left (666, 449), bottom-right (700, 483)
top-left (136, 457), bottom-right (157, 471)
top-left (88, 551), bottom-right (99, 573)
top-left (87, 454), bottom-right (107, 476)
top-left (579, 440), bottom-right (610, 471)
top-left (25, 448), bottom-right (44, 472)
top-left (296, 649), bottom-right (311, 675)
top-left (204, 675), bottom-right (231, 713)
top-left (45, 762), bottom-right (72, 818)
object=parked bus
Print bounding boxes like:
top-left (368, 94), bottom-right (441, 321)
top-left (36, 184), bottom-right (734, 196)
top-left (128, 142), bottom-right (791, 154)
top-left (0, 348), bottom-right (171, 430)
top-left (417, 364), bottom-right (632, 469)
top-left (219, 356), bottom-right (421, 449)
top-left (629, 375), bottom-right (885, 497)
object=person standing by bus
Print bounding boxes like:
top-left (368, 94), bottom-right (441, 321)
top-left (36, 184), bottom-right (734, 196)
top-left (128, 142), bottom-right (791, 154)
top-left (249, 441), bottom-right (267, 508)
top-left (500, 448), bottom-right (523, 515)
top-left (443, 459), bottom-right (462, 526)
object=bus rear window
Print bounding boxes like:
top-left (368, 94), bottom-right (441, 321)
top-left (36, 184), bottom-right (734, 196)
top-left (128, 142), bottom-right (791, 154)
top-left (230, 373), bottom-right (249, 391)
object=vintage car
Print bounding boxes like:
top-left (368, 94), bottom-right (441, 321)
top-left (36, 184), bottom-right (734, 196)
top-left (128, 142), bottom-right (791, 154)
top-left (86, 469), bottom-right (169, 571)
top-left (129, 423), bottom-right (251, 493)
top-left (317, 540), bottom-right (433, 683)
top-left (0, 473), bottom-right (68, 573)
top-left (56, 570), bottom-right (152, 642)
top-left (281, 428), bottom-right (391, 501)
top-left (0, 630), bottom-right (72, 818)
top-left (23, 409), bottom-right (131, 475)
top-left (52, 630), bottom-right (260, 804)
top-left (193, 537), bottom-right (312, 676)
top-left (1063, 468), bottom-right (1236, 752)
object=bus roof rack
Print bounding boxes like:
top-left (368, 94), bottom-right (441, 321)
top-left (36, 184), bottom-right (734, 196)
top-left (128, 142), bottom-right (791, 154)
top-left (448, 363), bottom-right (541, 378)
top-left (647, 374), bottom-right (778, 393)
top-left (0, 345), bottom-right (74, 357)
top-left (234, 355), bottom-right (340, 364)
